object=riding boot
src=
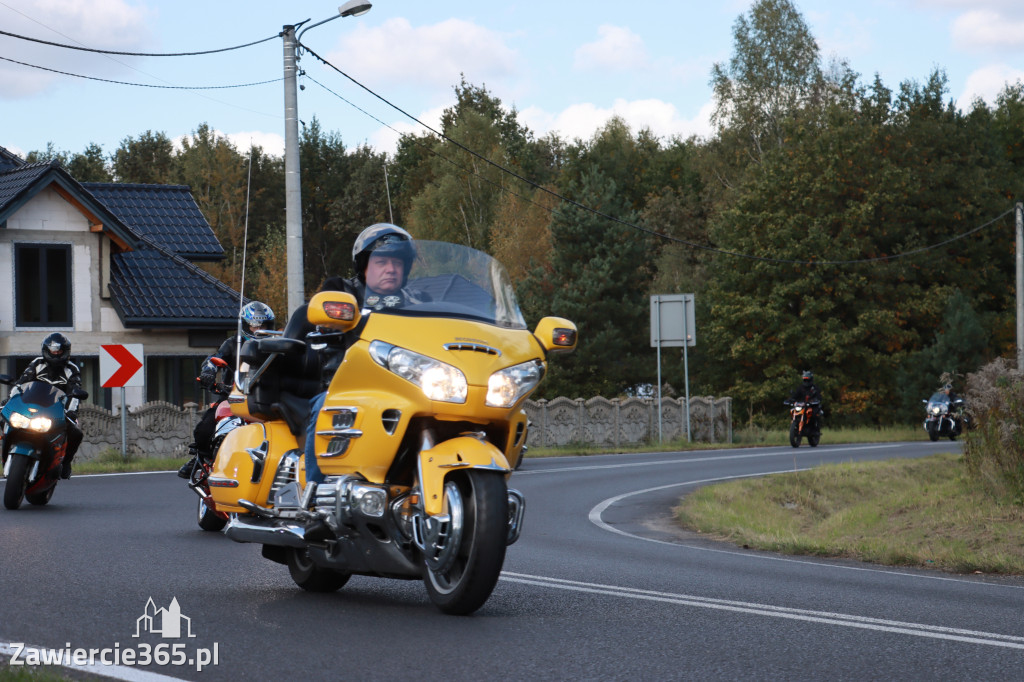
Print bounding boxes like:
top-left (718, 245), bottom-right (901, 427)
top-left (60, 451), bottom-right (75, 479)
top-left (177, 444), bottom-right (200, 479)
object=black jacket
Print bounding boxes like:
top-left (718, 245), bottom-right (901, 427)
top-left (10, 358), bottom-right (83, 412)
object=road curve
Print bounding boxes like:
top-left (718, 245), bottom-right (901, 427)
top-left (3, 439), bottom-right (1021, 681)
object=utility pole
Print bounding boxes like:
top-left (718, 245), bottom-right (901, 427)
top-left (1017, 201), bottom-right (1023, 369)
top-left (282, 23), bottom-right (304, 317)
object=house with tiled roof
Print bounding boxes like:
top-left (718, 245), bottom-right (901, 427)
top-left (0, 145), bottom-right (244, 409)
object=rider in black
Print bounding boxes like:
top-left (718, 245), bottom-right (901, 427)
top-left (177, 301), bottom-right (275, 479)
top-left (8, 333), bottom-right (84, 479)
top-left (789, 370), bottom-right (823, 432)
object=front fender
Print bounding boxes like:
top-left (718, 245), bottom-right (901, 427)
top-left (419, 437), bottom-right (511, 516)
top-left (8, 441), bottom-right (40, 459)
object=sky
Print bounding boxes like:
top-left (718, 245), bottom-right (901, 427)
top-left (2, 0), bottom-right (1024, 162)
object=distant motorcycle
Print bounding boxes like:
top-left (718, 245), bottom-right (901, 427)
top-left (784, 399), bottom-right (821, 448)
top-left (0, 375), bottom-right (88, 510)
top-left (922, 392), bottom-right (965, 441)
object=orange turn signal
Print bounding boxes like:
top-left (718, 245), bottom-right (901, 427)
top-left (323, 301), bottom-right (356, 321)
top-left (553, 328), bottom-right (577, 347)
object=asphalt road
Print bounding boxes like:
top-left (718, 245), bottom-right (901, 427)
top-left (3, 439), bottom-right (1022, 681)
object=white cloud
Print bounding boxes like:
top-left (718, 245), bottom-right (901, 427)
top-left (0, 0), bottom-right (154, 96)
top-left (958, 63), bottom-right (1024, 106)
top-left (367, 105), bottom-right (446, 157)
top-left (519, 98), bottom-right (714, 144)
top-left (324, 17), bottom-right (518, 92)
top-left (951, 9), bottom-right (1024, 50)
top-left (573, 25), bottom-right (649, 72)
top-left (224, 131), bottom-right (285, 158)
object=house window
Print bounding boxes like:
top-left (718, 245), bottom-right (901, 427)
top-left (15, 243), bottom-right (72, 327)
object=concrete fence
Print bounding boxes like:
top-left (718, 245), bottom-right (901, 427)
top-left (523, 396), bottom-right (732, 448)
top-left (77, 402), bottom-right (200, 461)
top-left (76, 395), bottom-right (732, 460)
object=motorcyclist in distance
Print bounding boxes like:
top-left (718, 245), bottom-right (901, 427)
top-left (790, 369), bottom-right (824, 432)
top-left (6, 333), bottom-right (83, 479)
top-left (177, 300), bottom-right (275, 479)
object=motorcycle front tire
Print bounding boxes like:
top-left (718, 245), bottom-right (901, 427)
top-left (423, 470), bottom-right (508, 615)
top-left (927, 422), bottom-right (939, 442)
top-left (789, 421), bottom-right (801, 448)
top-left (3, 454), bottom-right (30, 510)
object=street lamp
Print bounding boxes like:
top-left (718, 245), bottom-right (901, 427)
top-left (282, 1), bottom-right (372, 316)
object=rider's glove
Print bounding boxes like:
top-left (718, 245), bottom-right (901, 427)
top-left (198, 362), bottom-right (217, 389)
top-left (67, 411), bottom-right (78, 421)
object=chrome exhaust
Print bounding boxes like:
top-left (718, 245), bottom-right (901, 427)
top-left (224, 515), bottom-right (307, 548)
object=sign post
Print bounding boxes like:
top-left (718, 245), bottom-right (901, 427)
top-left (650, 295), bottom-right (696, 442)
top-left (100, 344), bottom-right (144, 460)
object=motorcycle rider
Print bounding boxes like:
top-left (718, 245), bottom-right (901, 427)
top-left (290, 223), bottom-right (422, 489)
top-left (177, 301), bottom-right (275, 479)
top-left (789, 369), bottom-right (824, 432)
top-left (6, 333), bottom-right (83, 479)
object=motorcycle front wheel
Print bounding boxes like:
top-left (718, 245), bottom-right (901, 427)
top-left (3, 454), bottom-right (30, 510)
top-left (789, 421), bottom-right (801, 448)
top-left (422, 470), bottom-right (508, 615)
top-left (927, 421), bottom-right (939, 442)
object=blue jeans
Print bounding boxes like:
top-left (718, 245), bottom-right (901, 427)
top-left (305, 391), bottom-right (326, 484)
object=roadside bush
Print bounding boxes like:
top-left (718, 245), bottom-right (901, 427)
top-left (963, 357), bottom-right (1024, 502)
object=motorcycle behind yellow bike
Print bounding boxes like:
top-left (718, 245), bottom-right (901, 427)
top-left (208, 240), bottom-right (575, 614)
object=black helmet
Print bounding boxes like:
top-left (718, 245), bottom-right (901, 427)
top-left (801, 370), bottom-right (813, 384)
top-left (240, 301), bottom-right (275, 340)
top-left (351, 223), bottom-right (416, 283)
top-left (42, 332), bottom-right (71, 369)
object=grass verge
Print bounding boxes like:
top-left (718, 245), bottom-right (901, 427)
top-left (676, 452), bottom-right (1024, 574)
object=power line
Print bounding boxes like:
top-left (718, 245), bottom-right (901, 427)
top-left (0, 54), bottom-right (282, 90)
top-left (0, 28), bottom-right (278, 56)
top-left (300, 42), bottom-right (1013, 267)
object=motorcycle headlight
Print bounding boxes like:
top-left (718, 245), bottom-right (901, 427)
top-left (486, 360), bottom-right (544, 408)
top-left (9, 412), bottom-right (51, 432)
top-left (369, 341), bottom-right (467, 404)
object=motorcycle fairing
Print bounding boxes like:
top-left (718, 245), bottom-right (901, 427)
top-left (208, 420), bottom-right (299, 514)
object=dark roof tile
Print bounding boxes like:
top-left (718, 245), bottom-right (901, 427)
top-left (84, 183), bottom-right (224, 260)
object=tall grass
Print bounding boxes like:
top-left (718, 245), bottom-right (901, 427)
top-left (963, 358), bottom-right (1024, 503)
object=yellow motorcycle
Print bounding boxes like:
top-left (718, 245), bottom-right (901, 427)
top-left (208, 240), bottom-right (575, 614)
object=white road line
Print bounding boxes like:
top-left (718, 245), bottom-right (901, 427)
top-left (0, 642), bottom-right (186, 682)
top-left (588, 472), bottom-right (1024, 590)
top-left (500, 572), bottom-right (1024, 649)
top-left (516, 443), bottom-right (904, 475)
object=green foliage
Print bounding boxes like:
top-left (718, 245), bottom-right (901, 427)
top-left (963, 358), bottom-right (1024, 501)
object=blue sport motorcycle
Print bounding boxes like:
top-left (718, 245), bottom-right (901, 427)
top-left (1, 376), bottom-right (88, 510)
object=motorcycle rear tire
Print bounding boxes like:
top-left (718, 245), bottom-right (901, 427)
top-left (197, 496), bottom-right (227, 532)
top-left (789, 422), bottom-right (801, 448)
top-left (26, 485), bottom-right (55, 506)
top-left (287, 547), bottom-right (350, 592)
top-left (3, 454), bottom-right (29, 510)
top-left (423, 470), bottom-right (508, 615)
top-left (808, 433), bottom-right (820, 447)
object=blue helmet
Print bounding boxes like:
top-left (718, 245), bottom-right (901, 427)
top-left (240, 301), bottom-right (275, 340)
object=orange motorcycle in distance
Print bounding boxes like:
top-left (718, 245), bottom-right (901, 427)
top-left (208, 240), bottom-right (576, 614)
top-left (784, 399), bottom-right (821, 448)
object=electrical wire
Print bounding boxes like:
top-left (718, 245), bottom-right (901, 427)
top-left (0, 54), bottom-right (282, 90)
top-left (0, 28), bottom-right (278, 56)
top-left (299, 43), bottom-right (1014, 267)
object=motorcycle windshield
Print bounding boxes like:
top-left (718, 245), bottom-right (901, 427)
top-left (926, 392), bottom-right (950, 413)
top-left (370, 241), bottom-right (528, 329)
top-left (13, 380), bottom-right (65, 408)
